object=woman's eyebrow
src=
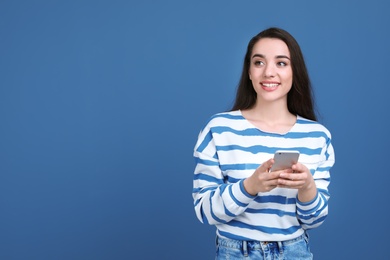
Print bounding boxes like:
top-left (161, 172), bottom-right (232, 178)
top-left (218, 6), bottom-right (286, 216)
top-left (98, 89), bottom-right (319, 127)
top-left (252, 54), bottom-right (265, 59)
top-left (276, 55), bottom-right (290, 60)
top-left (251, 54), bottom-right (290, 60)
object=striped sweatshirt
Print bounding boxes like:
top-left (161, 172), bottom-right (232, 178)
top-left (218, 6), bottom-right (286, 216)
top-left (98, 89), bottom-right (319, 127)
top-left (193, 110), bottom-right (335, 242)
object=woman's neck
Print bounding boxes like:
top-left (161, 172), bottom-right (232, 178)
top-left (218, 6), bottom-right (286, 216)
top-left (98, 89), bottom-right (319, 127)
top-left (241, 101), bottom-right (296, 134)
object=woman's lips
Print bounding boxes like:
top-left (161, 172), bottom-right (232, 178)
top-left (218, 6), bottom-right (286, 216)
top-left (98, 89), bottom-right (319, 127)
top-left (261, 82), bottom-right (280, 91)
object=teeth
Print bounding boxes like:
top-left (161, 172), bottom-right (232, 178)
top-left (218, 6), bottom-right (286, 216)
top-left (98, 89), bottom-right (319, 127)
top-left (262, 83), bottom-right (279, 88)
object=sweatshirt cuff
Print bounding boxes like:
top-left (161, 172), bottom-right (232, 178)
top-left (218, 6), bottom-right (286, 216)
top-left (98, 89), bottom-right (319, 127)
top-left (296, 191), bottom-right (320, 214)
top-left (230, 180), bottom-right (257, 206)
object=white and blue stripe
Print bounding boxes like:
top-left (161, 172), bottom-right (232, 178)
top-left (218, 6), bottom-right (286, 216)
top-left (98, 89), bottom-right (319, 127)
top-left (193, 110), bottom-right (335, 241)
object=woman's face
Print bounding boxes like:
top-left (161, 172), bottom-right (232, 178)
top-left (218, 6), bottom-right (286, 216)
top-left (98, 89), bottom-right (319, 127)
top-left (248, 38), bottom-right (293, 104)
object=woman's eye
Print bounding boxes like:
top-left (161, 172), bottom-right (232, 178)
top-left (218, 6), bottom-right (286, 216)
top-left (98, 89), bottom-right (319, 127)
top-left (277, 61), bottom-right (288, 67)
top-left (254, 60), bottom-right (264, 66)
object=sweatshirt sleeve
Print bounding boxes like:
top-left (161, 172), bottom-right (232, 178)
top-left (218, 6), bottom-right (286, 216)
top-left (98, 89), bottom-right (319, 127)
top-left (296, 134), bottom-right (335, 229)
top-left (192, 125), bottom-right (256, 225)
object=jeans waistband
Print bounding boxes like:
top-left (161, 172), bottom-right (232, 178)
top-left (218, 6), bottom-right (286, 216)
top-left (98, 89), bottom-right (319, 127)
top-left (216, 233), bottom-right (308, 256)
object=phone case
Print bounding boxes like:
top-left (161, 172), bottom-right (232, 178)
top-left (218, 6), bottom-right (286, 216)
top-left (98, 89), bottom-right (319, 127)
top-left (270, 150), bottom-right (300, 171)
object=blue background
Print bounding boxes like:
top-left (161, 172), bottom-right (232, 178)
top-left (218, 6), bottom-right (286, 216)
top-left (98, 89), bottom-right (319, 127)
top-left (1, 1), bottom-right (389, 259)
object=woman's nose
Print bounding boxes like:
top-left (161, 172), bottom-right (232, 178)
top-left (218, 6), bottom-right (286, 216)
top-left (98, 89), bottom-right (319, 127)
top-left (264, 64), bottom-right (275, 77)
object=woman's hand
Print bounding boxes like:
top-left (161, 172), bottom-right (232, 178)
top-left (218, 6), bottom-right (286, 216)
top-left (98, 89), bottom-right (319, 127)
top-left (243, 158), bottom-right (280, 196)
top-left (278, 163), bottom-right (317, 202)
top-left (244, 161), bottom-right (317, 202)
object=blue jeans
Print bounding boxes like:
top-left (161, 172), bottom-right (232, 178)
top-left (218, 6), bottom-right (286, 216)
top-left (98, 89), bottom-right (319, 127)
top-left (215, 233), bottom-right (313, 260)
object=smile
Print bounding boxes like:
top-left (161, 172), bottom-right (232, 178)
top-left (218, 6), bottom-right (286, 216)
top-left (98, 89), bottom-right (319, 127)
top-left (261, 83), bottom-right (280, 88)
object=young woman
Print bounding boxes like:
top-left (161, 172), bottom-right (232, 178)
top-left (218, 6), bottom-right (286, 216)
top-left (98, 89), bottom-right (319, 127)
top-left (192, 27), bottom-right (335, 259)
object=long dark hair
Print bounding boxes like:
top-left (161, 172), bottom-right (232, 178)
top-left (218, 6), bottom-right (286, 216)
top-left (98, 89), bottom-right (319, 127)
top-left (231, 27), bottom-right (317, 121)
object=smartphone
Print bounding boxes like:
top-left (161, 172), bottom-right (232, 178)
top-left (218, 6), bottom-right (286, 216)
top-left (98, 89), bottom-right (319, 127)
top-left (270, 150), bottom-right (300, 172)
